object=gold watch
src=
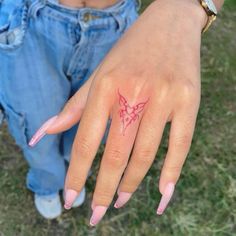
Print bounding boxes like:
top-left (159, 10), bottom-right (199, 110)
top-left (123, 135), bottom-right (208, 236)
top-left (199, 0), bottom-right (218, 33)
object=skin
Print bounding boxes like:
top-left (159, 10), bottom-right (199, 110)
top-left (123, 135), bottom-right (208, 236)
top-left (29, 0), bottom-right (224, 226)
top-left (59, 0), bottom-right (121, 8)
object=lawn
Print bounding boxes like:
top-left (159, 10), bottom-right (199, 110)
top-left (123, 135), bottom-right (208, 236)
top-left (0, 1), bottom-right (235, 236)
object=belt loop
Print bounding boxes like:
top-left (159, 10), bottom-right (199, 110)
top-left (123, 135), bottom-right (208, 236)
top-left (110, 12), bottom-right (124, 33)
top-left (27, 0), bottom-right (46, 18)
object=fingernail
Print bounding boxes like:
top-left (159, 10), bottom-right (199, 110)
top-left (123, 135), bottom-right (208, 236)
top-left (114, 192), bottom-right (132, 208)
top-left (90, 206), bottom-right (108, 226)
top-left (64, 189), bottom-right (78, 210)
top-left (28, 115), bottom-right (58, 147)
top-left (156, 182), bottom-right (175, 215)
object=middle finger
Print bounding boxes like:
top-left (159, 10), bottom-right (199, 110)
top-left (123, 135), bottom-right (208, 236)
top-left (90, 90), bottom-right (149, 225)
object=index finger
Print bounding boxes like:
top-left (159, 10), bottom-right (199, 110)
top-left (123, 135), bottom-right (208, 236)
top-left (64, 82), bottom-right (112, 208)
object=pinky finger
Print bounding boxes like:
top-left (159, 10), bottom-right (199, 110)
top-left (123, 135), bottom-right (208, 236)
top-left (157, 108), bottom-right (198, 215)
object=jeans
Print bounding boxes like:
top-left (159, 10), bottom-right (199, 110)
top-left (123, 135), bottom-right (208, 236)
top-left (0, 0), bottom-right (139, 195)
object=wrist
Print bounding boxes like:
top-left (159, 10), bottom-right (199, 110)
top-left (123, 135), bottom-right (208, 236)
top-left (150, 0), bottom-right (208, 32)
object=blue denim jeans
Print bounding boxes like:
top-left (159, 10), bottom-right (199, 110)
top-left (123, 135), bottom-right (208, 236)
top-left (0, 0), bottom-right (139, 195)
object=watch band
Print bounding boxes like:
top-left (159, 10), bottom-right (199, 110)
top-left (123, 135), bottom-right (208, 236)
top-left (199, 0), bottom-right (218, 33)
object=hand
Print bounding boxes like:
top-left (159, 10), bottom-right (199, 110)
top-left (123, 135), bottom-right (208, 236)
top-left (29, 0), bottom-right (207, 226)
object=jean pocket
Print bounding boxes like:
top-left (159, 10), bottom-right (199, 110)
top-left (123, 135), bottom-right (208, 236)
top-left (1, 99), bottom-right (29, 149)
top-left (0, 1), bottom-right (28, 50)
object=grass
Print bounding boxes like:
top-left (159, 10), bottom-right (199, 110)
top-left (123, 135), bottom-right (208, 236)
top-left (0, 1), bottom-right (236, 236)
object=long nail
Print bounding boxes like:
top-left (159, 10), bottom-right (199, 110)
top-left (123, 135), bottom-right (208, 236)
top-left (114, 192), bottom-right (132, 208)
top-left (156, 182), bottom-right (175, 215)
top-left (64, 189), bottom-right (78, 210)
top-left (90, 206), bottom-right (108, 226)
top-left (28, 116), bottom-right (58, 147)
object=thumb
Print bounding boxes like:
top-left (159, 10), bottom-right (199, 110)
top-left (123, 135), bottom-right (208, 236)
top-left (46, 77), bottom-right (92, 134)
top-left (47, 64), bottom-right (104, 134)
top-left (28, 83), bottom-right (90, 147)
top-left (28, 64), bottom-right (102, 147)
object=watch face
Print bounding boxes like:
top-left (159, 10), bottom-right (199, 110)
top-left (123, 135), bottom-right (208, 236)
top-left (205, 0), bottom-right (218, 15)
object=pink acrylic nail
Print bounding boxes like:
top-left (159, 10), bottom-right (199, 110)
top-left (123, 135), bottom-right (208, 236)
top-left (28, 115), bottom-right (58, 147)
top-left (156, 182), bottom-right (175, 215)
top-left (114, 192), bottom-right (132, 208)
top-left (64, 189), bottom-right (78, 210)
top-left (90, 206), bottom-right (108, 226)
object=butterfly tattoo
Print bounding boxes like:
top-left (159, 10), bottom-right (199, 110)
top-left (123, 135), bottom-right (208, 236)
top-left (118, 90), bottom-right (149, 136)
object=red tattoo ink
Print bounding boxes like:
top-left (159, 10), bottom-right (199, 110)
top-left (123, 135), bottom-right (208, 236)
top-left (118, 89), bottom-right (149, 136)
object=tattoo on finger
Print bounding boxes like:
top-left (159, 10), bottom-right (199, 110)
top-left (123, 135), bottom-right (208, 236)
top-left (118, 89), bottom-right (149, 136)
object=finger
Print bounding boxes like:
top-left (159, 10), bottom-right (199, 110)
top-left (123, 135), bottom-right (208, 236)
top-left (46, 82), bottom-right (91, 133)
top-left (28, 115), bottom-right (59, 147)
top-left (114, 99), bottom-right (169, 208)
top-left (64, 84), bottom-right (112, 209)
top-left (157, 106), bottom-right (198, 215)
top-left (28, 84), bottom-right (89, 147)
top-left (46, 66), bottom-right (100, 134)
top-left (90, 90), bottom-right (149, 226)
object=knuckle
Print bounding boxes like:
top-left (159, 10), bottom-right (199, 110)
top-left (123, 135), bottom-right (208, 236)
top-left (155, 81), bottom-right (171, 104)
top-left (95, 188), bottom-right (112, 199)
top-left (134, 149), bottom-right (154, 166)
top-left (94, 75), bottom-right (113, 94)
top-left (179, 80), bottom-right (199, 102)
top-left (71, 92), bottom-right (81, 105)
top-left (162, 164), bottom-right (182, 179)
top-left (67, 174), bottom-right (84, 191)
top-left (94, 189), bottom-right (113, 205)
top-left (174, 134), bottom-right (192, 149)
top-left (68, 93), bottom-right (82, 109)
top-left (164, 164), bottom-right (182, 173)
top-left (63, 93), bottom-right (84, 116)
top-left (105, 149), bottom-right (128, 168)
top-left (74, 136), bottom-right (91, 157)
